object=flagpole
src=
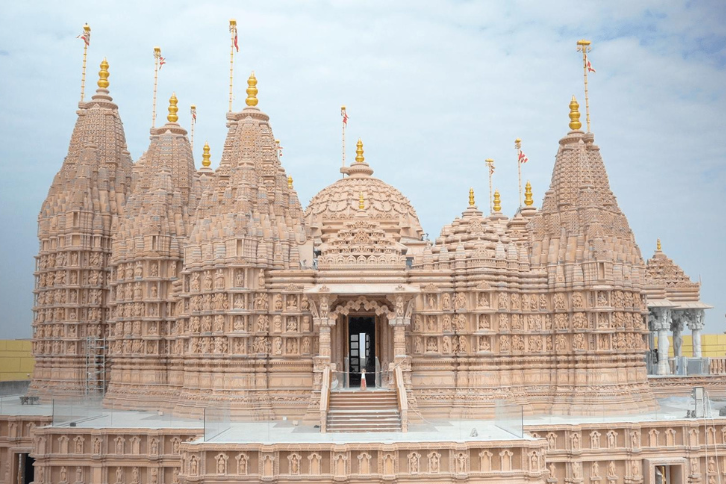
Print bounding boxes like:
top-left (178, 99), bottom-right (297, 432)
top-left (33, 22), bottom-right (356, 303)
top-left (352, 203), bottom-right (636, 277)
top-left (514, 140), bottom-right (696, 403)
top-left (79, 23), bottom-right (90, 102)
top-left (515, 138), bottom-right (523, 209)
top-left (190, 105), bottom-right (196, 152)
top-left (577, 39), bottom-right (592, 132)
top-left (341, 105), bottom-right (347, 178)
top-left (485, 158), bottom-right (494, 215)
top-left (152, 47), bottom-right (161, 128)
top-left (229, 19), bottom-right (237, 112)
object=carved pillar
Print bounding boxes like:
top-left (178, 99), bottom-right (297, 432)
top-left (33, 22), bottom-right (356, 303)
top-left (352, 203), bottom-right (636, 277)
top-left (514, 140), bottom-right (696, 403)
top-left (687, 309), bottom-right (705, 358)
top-left (650, 308), bottom-right (671, 375)
top-left (671, 311), bottom-right (684, 358)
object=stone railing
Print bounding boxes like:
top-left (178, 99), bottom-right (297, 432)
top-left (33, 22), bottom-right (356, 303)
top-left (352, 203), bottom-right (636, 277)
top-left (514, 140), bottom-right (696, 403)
top-left (710, 357), bottom-right (726, 375)
top-left (319, 365), bottom-right (331, 433)
top-left (393, 365), bottom-right (408, 433)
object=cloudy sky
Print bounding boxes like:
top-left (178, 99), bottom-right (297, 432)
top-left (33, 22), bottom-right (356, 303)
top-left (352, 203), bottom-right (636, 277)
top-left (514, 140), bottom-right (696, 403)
top-left (0, 1), bottom-right (724, 339)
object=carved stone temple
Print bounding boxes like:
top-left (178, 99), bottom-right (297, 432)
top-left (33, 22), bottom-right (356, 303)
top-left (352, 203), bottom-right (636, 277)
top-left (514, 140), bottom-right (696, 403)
top-left (1, 55), bottom-right (723, 484)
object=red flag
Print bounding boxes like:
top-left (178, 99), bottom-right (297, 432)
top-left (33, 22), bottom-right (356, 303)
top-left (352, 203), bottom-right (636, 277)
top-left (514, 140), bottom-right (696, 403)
top-left (489, 164), bottom-right (495, 175)
top-left (341, 108), bottom-right (349, 125)
top-left (159, 56), bottom-right (166, 70)
top-left (518, 150), bottom-right (529, 164)
top-left (234, 32), bottom-right (239, 52)
top-left (77, 31), bottom-right (90, 46)
top-left (190, 108), bottom-right (196, 122)
top-left (585, 55), bottom-right (596, 73)
top-left (276, 140), bottom-right (283, 158)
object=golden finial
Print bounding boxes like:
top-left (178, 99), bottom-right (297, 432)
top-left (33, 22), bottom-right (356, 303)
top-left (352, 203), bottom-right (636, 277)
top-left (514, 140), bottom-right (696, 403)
top-left (656, 239), bottom-right (662, 252)
top-left (202, 141), bottom-right (211, 167)
top-left (97, 58), bottom-right (109, 89)
top-left (288, 176), bottom-right (293, 189)
top-left (469, 188), bottom-right (475, 207)
top-left (359, 192), bottom-right (365, 210)
top-left (246, 71), bottom-right (258, 107)
top-left (355, 138), bottom-right (365, 163)
top-left (524, 181), bottom-right (533, 206)
top-left (167, 93), bottom-right (179, 123)
top-left (493, 190), bottom-right (501, 213)
top-left (569, 95), bottom-right (582, 130)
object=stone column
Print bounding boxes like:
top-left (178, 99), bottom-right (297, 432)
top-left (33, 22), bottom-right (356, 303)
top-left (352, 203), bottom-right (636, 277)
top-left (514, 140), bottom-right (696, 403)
top-left (671, 310), bottom-right (685, 358)
top-left (687, 310), bottom-right (705, 358)
top-left (651, 308), bottom-right (671, 375)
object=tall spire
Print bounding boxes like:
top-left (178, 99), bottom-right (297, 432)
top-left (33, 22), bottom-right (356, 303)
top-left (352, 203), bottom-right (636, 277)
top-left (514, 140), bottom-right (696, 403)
top-left (245, 71), bottom-right (258, 107)
top-left (469, 188), bottom-right (475, 207)
top-left (79, 23), bottom-right (91, 102)
top-left (493, 190), bottom-right (501, 212)
top-left (97, 58), bottom-right (109, 89)
top-left (656, 238), bottom-right (662, 252)
top-left (569, 95), bottom-right (582, 131)
top-left (167, 93), bottom-right (179, 123)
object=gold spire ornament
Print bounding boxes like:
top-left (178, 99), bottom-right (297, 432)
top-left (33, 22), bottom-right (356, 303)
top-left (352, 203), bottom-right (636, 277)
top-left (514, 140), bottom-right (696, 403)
top-left (355, 139), bottom-right (365, 163)
top-left (359, 192), bottom-right (365, 210)
top-left (245, 72), bottom-right (258, 107)
top-left (201, 141), bottom-right (211, 168)
top-left (485, 158), bottom-right (495, 214)
top-left (493, 190), bottom-right (502, 213)
top-left (167, 93), bottom-right (179, 123)
top-left (469, 188), bottom-right (475, 207)
top-left (656, 239), bottom-right (662, 252)
top-left (576, 39), bottom-right (593, 132)
top-left (229, 19), bottom-right (238, 112)
top-left (79, 23), bottom-right (91, 102)
top-left (524, 181), bottom-right (534, 207)
top-left (569, 96), bottom-right (582, 131)
top-left (97, 58), bottom-right (110, 89)
top-left (288, 176), bottom-right (293, 189)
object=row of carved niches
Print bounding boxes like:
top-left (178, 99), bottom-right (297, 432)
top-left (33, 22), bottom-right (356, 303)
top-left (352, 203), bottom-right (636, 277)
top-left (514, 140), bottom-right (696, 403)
top-left (184, 268), bottom-right (266, 292)
top-left (179, 292), bottom-right (311, 314)
top-left (35, 287), bottom-right (105, 308)
top-left (182, 447), bottom-right (545, 477)
top-left (1, 419), bottom-right (45, 439)
top-left (36, 269), bottom-right (106, 289)
top-left (412, 311), bottom-right (646, 334)
top-left (37, 251), bottom-right (107, 271)
top-left (173, 314), bottom-right (314, 336)
top-left (170, 335), bottom-right (317, 356)
top-left (411, 331), bottom-right (647, 355)
top-left (113, 260), bottom-right (179, 281)
top-left (34, 305), bottom-right (106, 323)
top-left (36, 465), bottom-right (175, 484)
top-left (418, 289), bottom-right (645, 313)
top-left (37, 433), bottom-right (196, 456)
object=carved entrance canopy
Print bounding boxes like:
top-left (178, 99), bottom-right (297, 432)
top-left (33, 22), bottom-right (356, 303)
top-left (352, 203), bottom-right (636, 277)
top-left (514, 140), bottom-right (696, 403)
top-left (305, 284), bottom-right (418, 328)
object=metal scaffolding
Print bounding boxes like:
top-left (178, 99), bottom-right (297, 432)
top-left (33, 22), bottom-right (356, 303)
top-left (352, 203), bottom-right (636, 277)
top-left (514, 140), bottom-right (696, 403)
top-left (84, 336), bottom-right (106, 396)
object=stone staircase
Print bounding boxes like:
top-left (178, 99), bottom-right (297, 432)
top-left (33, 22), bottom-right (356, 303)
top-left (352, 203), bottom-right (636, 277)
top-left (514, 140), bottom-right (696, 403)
top-left (326, 390), bottom-right (402, 432)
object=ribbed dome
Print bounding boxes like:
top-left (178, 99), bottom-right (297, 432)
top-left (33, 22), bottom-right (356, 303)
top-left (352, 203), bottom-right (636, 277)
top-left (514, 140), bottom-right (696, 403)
top-left (304, 148), bottom-right (423, 242)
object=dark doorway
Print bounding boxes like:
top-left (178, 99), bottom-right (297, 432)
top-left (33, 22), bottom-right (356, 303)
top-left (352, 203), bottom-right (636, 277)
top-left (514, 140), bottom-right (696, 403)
top-left (16, 453), bottom-right (34, 484)
top-left (348, 316), bottom-right (375, 388)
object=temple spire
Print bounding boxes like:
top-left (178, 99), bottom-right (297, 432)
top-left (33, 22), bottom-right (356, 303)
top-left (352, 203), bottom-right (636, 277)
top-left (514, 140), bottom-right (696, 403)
top-left (246, 71), bottom-right (258, 107)
top-left (493, 190), bottom-right (501, 213)
top-left (97, 58), bottom-right (109, 89)
top-left (569, 96), bottom-right (582, 131)
top-left (167, 93), bottom-right (179, 123)
top-left (469, 188), bottom-right (475, 207)
top-left (288, 176), bottom-right (293, 189)
top-left (656, 239), bottom-right (662, 252)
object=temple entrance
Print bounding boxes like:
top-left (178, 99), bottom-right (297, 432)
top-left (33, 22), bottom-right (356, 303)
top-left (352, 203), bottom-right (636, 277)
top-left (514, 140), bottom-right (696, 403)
top-left (348, 316), bottom-right (376, 388)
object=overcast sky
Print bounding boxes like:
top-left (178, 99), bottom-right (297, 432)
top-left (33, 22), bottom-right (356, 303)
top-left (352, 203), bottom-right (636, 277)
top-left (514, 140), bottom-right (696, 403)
top-left (0, 1), bottom-right (724, 339)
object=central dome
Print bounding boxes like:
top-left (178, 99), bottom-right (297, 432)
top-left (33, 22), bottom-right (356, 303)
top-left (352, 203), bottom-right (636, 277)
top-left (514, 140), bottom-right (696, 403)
top-left (304, 140), bottom-right (424, 243)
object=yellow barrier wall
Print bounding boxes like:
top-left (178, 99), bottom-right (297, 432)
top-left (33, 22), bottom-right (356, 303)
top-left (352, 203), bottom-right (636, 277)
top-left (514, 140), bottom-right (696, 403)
top-left (0, 340), bottom-right (34, 381)
top-left (663, 334), bottom-right (726, 357)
